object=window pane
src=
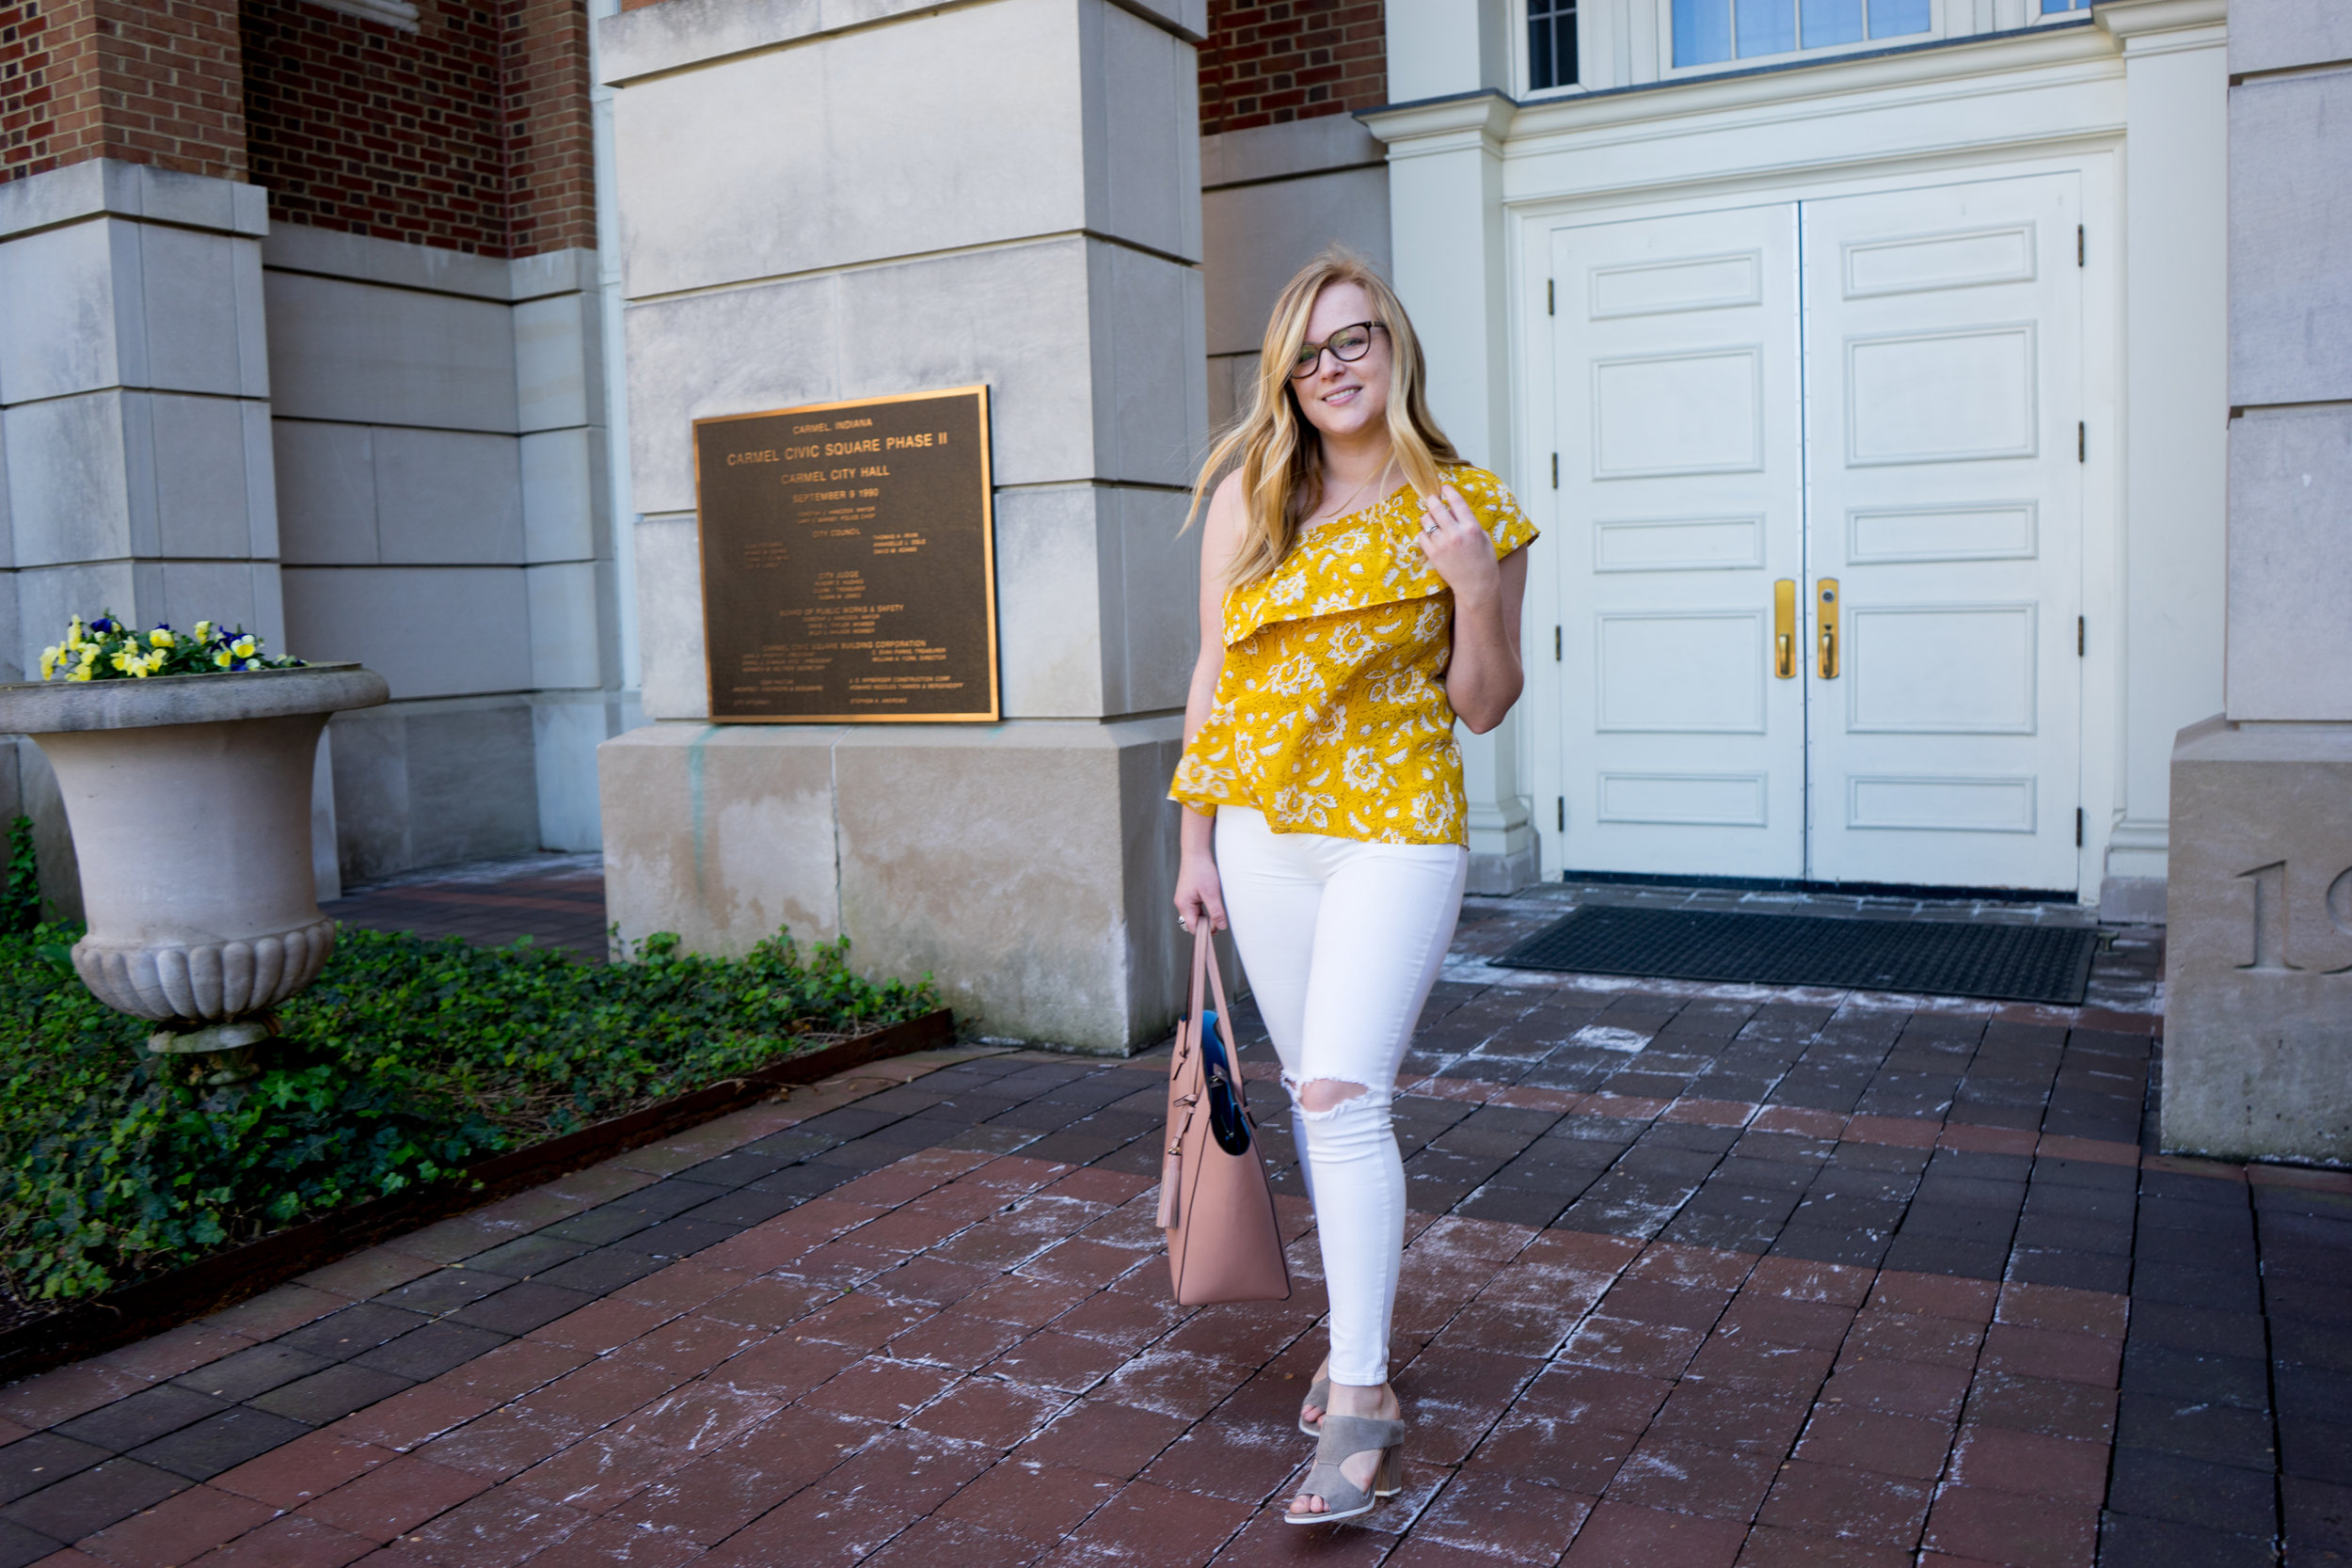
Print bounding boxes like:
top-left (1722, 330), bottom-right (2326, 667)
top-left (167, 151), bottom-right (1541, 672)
top-left (2040, 0), bottom-right (2080, 11)
top-left (1530, 0), bottom-right (1579, 88)
top-left (1802, 0), bottom-right (1864, 47)
top-left (1675, 0), bottom-right (1733, 66)
top-left (1872, 0), bottom-right (1931, 32)
top-left (1736, 0), bottom-right (1798, 57)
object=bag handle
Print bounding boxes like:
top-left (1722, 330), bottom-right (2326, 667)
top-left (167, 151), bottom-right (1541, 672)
top-left (1188, 924), bottom-right (1251, 1110)
top-left (1159, 924), bottom-right (1257, 1231)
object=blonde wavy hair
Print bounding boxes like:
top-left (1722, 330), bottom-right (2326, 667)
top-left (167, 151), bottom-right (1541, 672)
top-left (1188, 247), bottom-right (1459, 588)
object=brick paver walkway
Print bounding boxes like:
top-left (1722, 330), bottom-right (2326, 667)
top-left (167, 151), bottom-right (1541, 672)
top-left (2, 878), bottom-right (2345, 1567)
top-left (321, 856), bottom-right (608, 961)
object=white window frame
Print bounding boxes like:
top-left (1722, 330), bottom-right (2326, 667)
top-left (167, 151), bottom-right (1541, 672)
top-left (1517, 0), bottom-right (1596, 102)
top-left (1649, 0), bottom-right (1956, 80)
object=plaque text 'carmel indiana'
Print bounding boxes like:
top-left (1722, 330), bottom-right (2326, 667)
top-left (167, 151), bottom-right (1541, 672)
top-left (693, 387), bottom-right (999, 721)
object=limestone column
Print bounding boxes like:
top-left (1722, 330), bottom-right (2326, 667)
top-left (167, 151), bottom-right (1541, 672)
top-left (2162, 0), bottom-right (2352, 1159)
top-left (2096, 0), bottom-right (2229, 924)
top-left (595, 0), bottom-right (1208, 1051)
top-left (1365, 0), bottom-right (1536, 894)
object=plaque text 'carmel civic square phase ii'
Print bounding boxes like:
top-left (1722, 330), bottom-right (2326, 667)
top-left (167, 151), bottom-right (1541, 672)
top-left (693, 387), bottom-right (999, 721)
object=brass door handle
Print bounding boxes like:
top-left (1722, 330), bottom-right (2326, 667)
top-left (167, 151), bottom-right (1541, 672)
top-left (1817, 578), bottom-right (1840, 679)
top-left (1772, 579), bottom-right (1796, 678)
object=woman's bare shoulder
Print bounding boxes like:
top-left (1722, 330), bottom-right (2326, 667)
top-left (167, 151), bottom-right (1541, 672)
top-left (1202, 470), bottom-right (1250, 539)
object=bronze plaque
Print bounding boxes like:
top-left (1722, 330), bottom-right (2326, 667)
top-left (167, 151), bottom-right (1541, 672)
top-left (693, 387), bottom-right (999, 722)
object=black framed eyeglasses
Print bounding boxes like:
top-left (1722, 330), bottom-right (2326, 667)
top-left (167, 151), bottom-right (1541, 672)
top-left (1289, 322), bottom-right (1381, 379)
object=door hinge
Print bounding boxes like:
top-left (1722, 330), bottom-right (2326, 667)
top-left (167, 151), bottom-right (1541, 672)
top-left (1551, 452), bottom-right (1560, 488)
top-left (1558, 796), bottom-right (1565, 832)
top-left (2077, 615), bottom-right (2085, 657)
top-left (1553, 626), bottom-right (1562, 661)
top-left (2075, 808), bottom-right (2084, 847)
top-left (2077, 225), bottom-right (2085, 267)
top-left (1547, 278), bottom-right (1555, 316)
top-left (2078, 421), bottom-right (2087, 462)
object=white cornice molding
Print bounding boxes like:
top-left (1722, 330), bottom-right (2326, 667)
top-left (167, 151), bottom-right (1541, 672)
top-left (1359, 90), bottom-right (1517, 154)
top-left (304, 0), bottom-right (420, 32)
top-left (2096, 0), bottom-right (2227, 45)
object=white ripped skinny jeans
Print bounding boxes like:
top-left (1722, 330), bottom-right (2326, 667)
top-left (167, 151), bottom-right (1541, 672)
top-left (1214, 805), bottom-right (1468, 1387)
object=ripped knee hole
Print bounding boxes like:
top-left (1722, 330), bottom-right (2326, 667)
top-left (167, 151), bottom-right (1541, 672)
top-left (1287, 1076), bottom-right (1380, 1118)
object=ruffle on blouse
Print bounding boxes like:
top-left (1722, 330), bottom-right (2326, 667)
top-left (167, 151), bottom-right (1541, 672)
top-left (1221, 468), bottom-right (1536, 649)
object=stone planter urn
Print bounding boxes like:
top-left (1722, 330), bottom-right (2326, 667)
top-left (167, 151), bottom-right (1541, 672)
top-left (0, 664), bottom-right (389, 1081)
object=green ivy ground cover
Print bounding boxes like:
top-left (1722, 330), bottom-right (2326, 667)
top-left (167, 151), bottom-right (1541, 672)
top-left (0, 923), bottom-right (939, 1314)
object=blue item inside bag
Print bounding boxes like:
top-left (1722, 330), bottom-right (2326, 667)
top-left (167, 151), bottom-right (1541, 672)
top-left (1199, 1009), bottom-right (1253, 1156)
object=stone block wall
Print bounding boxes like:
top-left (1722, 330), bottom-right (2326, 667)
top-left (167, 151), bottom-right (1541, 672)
top-left (266, 226), bottom-right (624, 877)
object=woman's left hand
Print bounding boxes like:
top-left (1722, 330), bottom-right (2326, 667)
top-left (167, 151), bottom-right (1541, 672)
top-left (1414, 484), bottom-right (1500, 604)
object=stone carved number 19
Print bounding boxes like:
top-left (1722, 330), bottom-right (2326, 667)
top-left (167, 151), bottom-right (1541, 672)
top-left (2235, 862), bottom-right (2352, 974)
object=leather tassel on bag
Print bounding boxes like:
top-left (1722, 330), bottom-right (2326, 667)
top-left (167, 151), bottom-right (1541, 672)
top-left (1156, 1145), bottom-right (1182, 1229)
top-left (1158, 927), bottom-right (1291, 1306)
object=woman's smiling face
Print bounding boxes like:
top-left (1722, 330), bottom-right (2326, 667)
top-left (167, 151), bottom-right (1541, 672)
top-left (1292, 281), bottom-right (1391, 444)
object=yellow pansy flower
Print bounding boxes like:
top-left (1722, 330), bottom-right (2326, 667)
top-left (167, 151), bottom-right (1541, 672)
top-left (231, 638), bottom-right (257, 658)
top-left (215, 649), bottom-right (233, 669)
top-left (194, 621), bottom-right (213, 641)
top-left (149, 628), bottom-right (174, 649)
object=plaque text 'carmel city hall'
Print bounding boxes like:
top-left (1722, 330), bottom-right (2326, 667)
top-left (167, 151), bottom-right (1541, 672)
top-left (693, 388), bottom-right (999, 722)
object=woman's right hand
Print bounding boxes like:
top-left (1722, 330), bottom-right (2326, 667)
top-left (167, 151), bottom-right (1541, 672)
top-left (1174, 853), bottom-right (1228, 934)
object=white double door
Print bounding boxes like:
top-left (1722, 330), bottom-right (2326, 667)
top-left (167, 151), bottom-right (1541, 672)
top-left (1551, 173), bottom-right (2082, 891)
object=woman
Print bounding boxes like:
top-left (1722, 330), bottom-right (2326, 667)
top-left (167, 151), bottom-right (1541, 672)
top-left (1169, 249), bottom-right (1535, 1524)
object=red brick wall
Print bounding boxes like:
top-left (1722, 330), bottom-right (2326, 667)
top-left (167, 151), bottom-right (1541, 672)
top-left (0, 0), bottom-right (596, 251)
top-left (502, 0), bottom-right (595, 255)
top-left (4, 0), bottom-right (245, 182)
top-left (1200, 0), bottom-right (1384, 137)
top-left (239, 0), bottom-right (506, 251)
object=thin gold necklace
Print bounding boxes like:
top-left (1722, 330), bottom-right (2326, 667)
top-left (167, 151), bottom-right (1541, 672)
top-left (1310, 455), bottom-right (1395, 531)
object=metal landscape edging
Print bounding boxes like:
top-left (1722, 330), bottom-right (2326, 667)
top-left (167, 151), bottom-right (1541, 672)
top-left (0, 1006), bottom-right (956, 1386)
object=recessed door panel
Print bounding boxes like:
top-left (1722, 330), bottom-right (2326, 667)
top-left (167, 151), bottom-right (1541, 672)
top-left (1843, 225), bottom-right (2037, 296)
top-left (1552, 204), bottom-right (1804, 879)
top-left (1593, 349), bottom-right (1765, 476)
top-left (1846, 325), bottom-right (2038, 464)
top-left (1844, 604), bottom-right (2036, 734)
top-left (1591, 251), bottom-right (1764, 317)
top-left (1597, 611), bottom-right (1767, 732)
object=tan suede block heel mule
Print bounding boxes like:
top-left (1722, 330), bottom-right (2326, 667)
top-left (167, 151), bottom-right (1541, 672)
top-left (1283, 1414), bottom-right (1406, 1525)
top-left (1297, 1372), bottom-right (1330, 1435)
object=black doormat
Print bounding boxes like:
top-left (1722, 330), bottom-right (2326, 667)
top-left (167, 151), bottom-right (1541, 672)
top-left (1492, 905), bottom-right (2098, 1005)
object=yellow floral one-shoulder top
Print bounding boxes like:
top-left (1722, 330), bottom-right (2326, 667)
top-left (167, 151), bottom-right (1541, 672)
top-left (1169, 465), bottom-right (1538, 846)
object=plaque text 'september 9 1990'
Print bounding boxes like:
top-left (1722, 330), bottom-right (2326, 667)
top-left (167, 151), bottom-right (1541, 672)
top-left (692, 387), bottom-right (999, 722)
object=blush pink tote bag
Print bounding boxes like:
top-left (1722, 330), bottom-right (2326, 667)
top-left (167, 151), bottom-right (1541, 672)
top-left (1156, 927), bottom-right (1292, 1306)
